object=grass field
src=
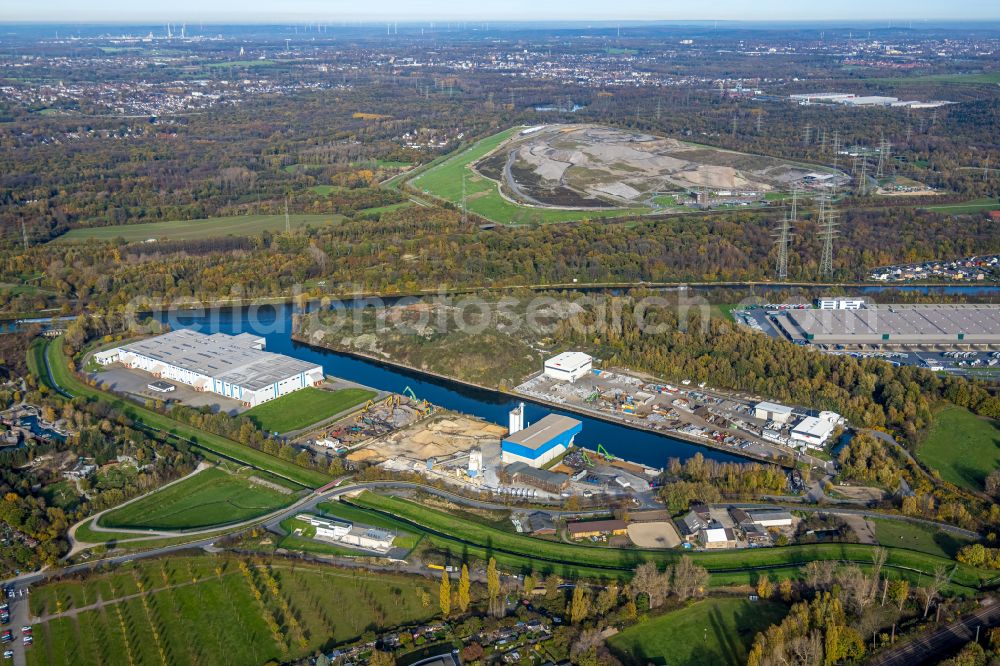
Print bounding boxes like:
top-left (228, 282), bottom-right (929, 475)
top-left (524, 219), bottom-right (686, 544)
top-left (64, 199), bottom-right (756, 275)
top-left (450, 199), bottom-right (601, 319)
top-left (407, 127), bottom-right (648, 225)
top-left (73, 516), bottom-right (236, 548)
top-left (871, 518), bottom-right (974, 559)
top-left (27, 337), bottom-right (56, 392)
top-left (55, 213), bottom-right (345, 243)
top-left (921, 197), bottom-right (999, 215)
top-left (99, 467), bottom-right (297, 531)
top-left (26, 554), bottom-right (437, 666)
top-left (315, 500), bottom-right (422, 552)
top-left (608, 598), bottom-right (788, 666)
top-left (348, 492), bottom-right (993, 589)
top-left (42, 337), bottom-right (330, 487)
top-left (868, 72), bottom-right (1000, 85)
top-left (244, 386), bottom-right (376, 433)
top-left (917, 405), bottom-right (1000, 491)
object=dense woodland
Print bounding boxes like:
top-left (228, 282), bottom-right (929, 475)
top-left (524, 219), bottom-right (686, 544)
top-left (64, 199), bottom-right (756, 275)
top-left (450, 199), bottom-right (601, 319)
top-left (0, 201), bottom-right (996, 315)
top-left (0, 339), bottom-right (203, 574)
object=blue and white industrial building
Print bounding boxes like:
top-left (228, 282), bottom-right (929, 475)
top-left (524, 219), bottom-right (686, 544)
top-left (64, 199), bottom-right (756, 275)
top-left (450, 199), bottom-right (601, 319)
top-left (98, 329), bottom-right (324, 408)
top-left (501, 404), bottom-right (583, 467)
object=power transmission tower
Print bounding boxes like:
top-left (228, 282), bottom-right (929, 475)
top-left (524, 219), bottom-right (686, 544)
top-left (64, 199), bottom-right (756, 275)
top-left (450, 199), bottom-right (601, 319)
top-left (284, 197), bottom-right (290, 233)
top-left (755, 110), bottom-right (763, 133)
top-left (655, 97), bottom-right (662, 122)
top-left (876, 135), bottom-right (890, 179)
top-left (20, 220), bottom-right (28, 251)
top-left (831, 131), bottom-right (841, 170)
top-left (985, 158), bottom-right (991, 182)
top-left (818, 191), bottom-right (840, 278)
top-left (731, 115), bottom-right (738, 139)
top-left (819, 128), bottom-right (827, 153)
top-left (772, 191), bottom-right (795, 280)
top-left (803, 124), bottom-right (812, 146)
top-left (858, 151), bottom-right (869, 196)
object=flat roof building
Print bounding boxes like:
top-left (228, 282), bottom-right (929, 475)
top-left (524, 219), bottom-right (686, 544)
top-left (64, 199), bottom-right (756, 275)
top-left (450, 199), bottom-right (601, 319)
top-left (501, 414), bottom-right (582, 467)
top-left (789, 92), bottom-right (856, 103)
top-left (543, 352), bottom-right (593, 383)
top-left (790, 416), bottom-right (836, 448)
top-left (114, 329), bottom-right (324, 408)
top-left (841, 96), bottom-right (899, 106)
top-left (776, 304), bottom-right (1000, 347)
top-left (297, 514), bottom-right (352, 540)
top-left (700, 527), bottom-right (738, 549)
top-left (755, 401), bottom-right (794, 424)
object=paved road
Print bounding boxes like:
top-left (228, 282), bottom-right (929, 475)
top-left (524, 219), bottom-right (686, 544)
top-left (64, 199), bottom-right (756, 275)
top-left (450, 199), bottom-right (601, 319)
top-left (868, 599), bottom-right (1000, 666)
top-left (66, 463), bottom-right (212, 553)
top-left (12, 477), bottom-right (981, 593)
top-left (725, 502), bottom-right (981, 540)
top-left (0, 476), bottom-right (986, 666)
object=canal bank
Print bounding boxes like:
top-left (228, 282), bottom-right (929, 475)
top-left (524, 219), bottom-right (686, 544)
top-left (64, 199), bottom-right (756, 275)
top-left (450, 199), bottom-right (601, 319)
top-left (152, 304), bottom-right (747, 470)
top-left (290, 332), bottom-right (784, 468)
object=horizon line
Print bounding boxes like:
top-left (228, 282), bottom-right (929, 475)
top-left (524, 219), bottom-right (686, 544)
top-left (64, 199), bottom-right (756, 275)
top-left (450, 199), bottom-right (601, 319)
top-left (5, 17), bottom-right (1000, 26)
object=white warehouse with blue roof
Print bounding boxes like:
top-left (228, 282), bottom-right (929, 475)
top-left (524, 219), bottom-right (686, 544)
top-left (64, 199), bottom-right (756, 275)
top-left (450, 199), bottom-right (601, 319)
top-left (98, 329), bottom-right (324, 408)
top-left (501, 406), bottom-right (582, 467)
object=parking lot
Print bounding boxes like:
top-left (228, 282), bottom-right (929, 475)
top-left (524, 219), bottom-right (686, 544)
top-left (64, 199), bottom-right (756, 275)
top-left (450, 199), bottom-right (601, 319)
top-left (88, 364), bottom-right (247, 415)
top-left (2, 583), bottom-right (31, 666)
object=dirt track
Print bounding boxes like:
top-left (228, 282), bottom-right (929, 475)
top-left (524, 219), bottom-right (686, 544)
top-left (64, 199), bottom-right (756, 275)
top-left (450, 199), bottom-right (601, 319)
top-left (627, 521), bottom-right (682, 548)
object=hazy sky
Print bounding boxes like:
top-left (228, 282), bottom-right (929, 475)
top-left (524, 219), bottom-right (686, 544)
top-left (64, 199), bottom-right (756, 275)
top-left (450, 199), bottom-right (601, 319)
top-left (5, 0), bottom-right (1000, 22)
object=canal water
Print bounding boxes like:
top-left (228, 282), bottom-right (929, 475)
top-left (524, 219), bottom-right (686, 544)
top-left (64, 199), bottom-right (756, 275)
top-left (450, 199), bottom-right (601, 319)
top-left (154, 304), bottom-right (744, 469)
top-left (10, 283), bottom-right (997, 468)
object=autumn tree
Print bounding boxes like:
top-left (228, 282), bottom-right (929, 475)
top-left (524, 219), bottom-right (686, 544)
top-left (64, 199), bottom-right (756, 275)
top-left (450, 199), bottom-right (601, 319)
top-left (439, 570), bottom-right (451, 617)
top-left (458, 564), bottom-right (470, 613)
top-left (570, 585), bottom-right (591, 624)
top-left (756, 575), bottom-right (773, 600)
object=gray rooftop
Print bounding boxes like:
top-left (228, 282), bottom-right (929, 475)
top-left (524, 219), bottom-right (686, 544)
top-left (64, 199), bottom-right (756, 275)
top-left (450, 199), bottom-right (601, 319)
top-left (504, 414), bottom-right (581, 449)
top-left (120, 329), bottom-right (321, 391)
top-left (506, 461), bottom-right (570, 485)
top-left (781, 304), bottom-right (1000, 344)
top-left (746, 510), bottom-right (794, 522)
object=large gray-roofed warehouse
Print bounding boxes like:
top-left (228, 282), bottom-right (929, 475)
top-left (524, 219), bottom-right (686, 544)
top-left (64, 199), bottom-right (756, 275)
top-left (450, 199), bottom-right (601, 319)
top-left (95, 329), bottom-right (324, 407)
top-left (774, 304), bottom-right (1000, 347)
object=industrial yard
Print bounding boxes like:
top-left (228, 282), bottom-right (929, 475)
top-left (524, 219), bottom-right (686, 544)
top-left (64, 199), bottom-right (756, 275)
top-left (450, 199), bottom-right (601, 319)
top-left (514, 356), bottom-right (838, 471)
top-left (302, 392), bottom-right (430, 452)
